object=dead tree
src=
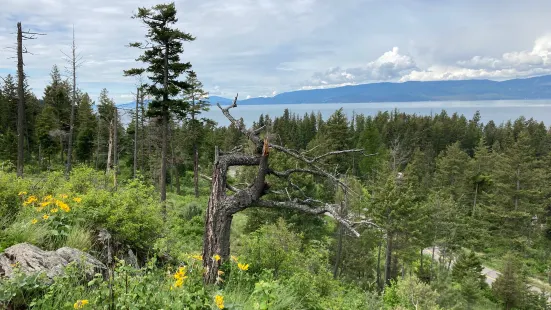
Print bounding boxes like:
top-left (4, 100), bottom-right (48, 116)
top-left (63, 26), bottom-right (84, 177)
top-left (201, 94), bottom-right (377, 284)
top-left (11, 22), bottom-right (44, 177)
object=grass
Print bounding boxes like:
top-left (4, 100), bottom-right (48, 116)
top-left (64, 225), bottom-right (93, 251)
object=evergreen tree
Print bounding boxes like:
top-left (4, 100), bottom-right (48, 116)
top-left (182, 70), bottom-right (209, 197)
top-left (125, 2), bottom-right (195, 204)
top-left (492, 254), bottom-right (528, 310)
top-left (75, 93), bottom-right (97, 163)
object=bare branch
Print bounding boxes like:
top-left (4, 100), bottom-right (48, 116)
top-left (200, 174), bottom-right (239, 192)
top-left (255, 200), bottom-right (360, 237)
top-left (269, 168), bottom-right (325, 178)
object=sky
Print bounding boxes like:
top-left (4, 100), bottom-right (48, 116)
top-left (1, 0), bottom-right (551, 104)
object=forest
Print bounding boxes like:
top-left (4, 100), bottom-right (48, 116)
top-left (1, 2), bottom-right (551, 310)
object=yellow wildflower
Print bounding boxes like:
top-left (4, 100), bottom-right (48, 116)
top-left (238, 263), bottom-right (249, 271)
top-left (56, 200), bottom-right (70, 212)
top-left (73, 197), bottom-right (82, 203)
top-left (60, 194), bottom-right (68, 199)
top-left (18, 191), bottom-right (27, 196)
top-left (213, 254), bottom-right (221, 262)
top-left (172, 266), bottom-right (188, 288)
top-left (73, 299), bottom-right (89, 309)
top-left (190, 254), bottom-right (203, 261)
top-left (43, 214), bottom-right (50, 220)
top-left (39, 201), bottom-right (51, 208)
top-left (218, 270), bottom-right (224, 276)
top-left (43, 195), bottom-right (53, 201)
top-left (23, 195), bottom-right (37, 206)
top-left (51, 208), bottom-right (59, 213)
top-left (31, 219), bottom-right (38, 225)
top-left (214, 295), bottom-right (225, 309)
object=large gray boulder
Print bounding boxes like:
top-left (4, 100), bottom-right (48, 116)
top-left (0, 243), bottom-right (106, 280)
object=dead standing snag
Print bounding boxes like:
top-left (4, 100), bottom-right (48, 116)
top-left (201, 94), bottom-right (375, 284)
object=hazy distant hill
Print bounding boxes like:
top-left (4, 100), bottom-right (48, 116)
top-left (112, 75), bottom-right (551, 109)
top-left (213, 75), bottom-right (551, 105)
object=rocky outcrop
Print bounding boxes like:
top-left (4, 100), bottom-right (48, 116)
top-left (0, 243), bottom-right (106, 280)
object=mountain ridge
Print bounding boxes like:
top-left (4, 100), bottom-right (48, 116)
top-left (114, 75), bottom-right (551, 108)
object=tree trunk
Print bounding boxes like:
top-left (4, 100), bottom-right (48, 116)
top-left (66, 27), bottom-right (76, 177)
top-left (194, 143), bottom-right (199, 197)
top-left (333, 223), bottom-right (344, 279)
top-left (133, 88), bottom-right (139, 178)
top-left (384, 233), bottom-right (393, 285)
top-left (419, 248), bottom-right (424, 278)
top-left (514, 167), bottom-right (520, 211)
top-left (106, 119), bottom-right (113, 173)
top-left (202, 148), bottom-right (232, 283)
top-left (16, 22), bottom-right (24, 178)
top-left (376, 240), bottom-right (382, 290)
top-left (472, 182), bottom-right (478, 217)
top-left (113, 108), bottom-right (118, 188)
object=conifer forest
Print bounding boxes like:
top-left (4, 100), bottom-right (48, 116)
top-left (1, 2), bottom-right (551, 310)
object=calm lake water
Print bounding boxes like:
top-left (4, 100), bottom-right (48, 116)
top-left (204, 100), bottom-right (551, 127)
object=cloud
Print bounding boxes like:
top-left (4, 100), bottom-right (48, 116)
top-left (306, 47), bottom-right (418, 87)
top-left (2, 0), bottom-right (551, 101)
top-left (400, 35), bottom-right (551, 82)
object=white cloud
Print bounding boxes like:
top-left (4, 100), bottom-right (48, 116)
top-left (306, 47), bottom-right (418, 87)
top-left (401, 35), bottom-right (551, 82)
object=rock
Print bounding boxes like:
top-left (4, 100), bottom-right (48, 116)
top-left (0, 243), bottom-right (106, 280)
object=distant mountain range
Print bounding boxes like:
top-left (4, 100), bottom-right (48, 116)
top-left (114, 75), bottom-right (551, 108)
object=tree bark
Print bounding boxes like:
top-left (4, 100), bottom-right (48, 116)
top-left (16, 22), bottom-right (24, 178)
top-left (133, 88), bottom-right (139, 178)
top-left (472, 182), bottom-right (478, 217)
top-left (376, 240), bottom-right (382, 290)
top-left (66, 26), bottom-right (76, 177)
top-left (194, 143), bottom-right (199, 198)
top-left (106, 119), bottom-right (113, 173)
top-left (113, 108), bottom-right (118, 188)
top-left (333, 223), bottom-right (344, 279)
top-left (384, 233), bottom-right (393, 285)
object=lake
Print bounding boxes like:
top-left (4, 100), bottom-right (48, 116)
top-left (203, 100), bottom-right (551, 127)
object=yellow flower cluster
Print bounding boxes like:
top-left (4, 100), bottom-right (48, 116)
top-left (172, 266), bottom-right (188, 289)
top-left (214, 295), bottom-right (225, 309)
top-left (73, 300), bottom-right (89, 309)
top-left (231, 255), bottom-right (250, 272)
top-left (23, 193), bottom-right (81, 225)
top-left (238, 263), bottom-right (249, 271)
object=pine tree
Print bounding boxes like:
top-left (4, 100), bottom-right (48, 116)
top-left (75, 93), bottom-right (97, 163)
top-left (125, 2), bottom-right (195, 206)
top-left (182, 70), bottom-right (209, 197)
top-left (492, 254), bottom-right (528, 310)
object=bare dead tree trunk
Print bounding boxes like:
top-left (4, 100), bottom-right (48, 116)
top-left (472, 182), bottom-right (478, 216)
top-left (65, 26), bottom-right (77, 177)
top-left (113, 107), bottom-right (118, 188)
top-left (333, 189), bottom-right (348, 279)
top-left (106, 118), bottom-right (113, 173)
top-left (16, 22), bottom-right (24, 178)
top-left (194, 143), bottom-right (199, 197)
top-left (133, 88), bottom-right (139, 178)
top-left (376, 240), bottom-right (382, 291)
top-left (95, 115), bottom-right (101, 169)
top-left (384, 233), bottom-right (393, 285)
top-left (192, 95), bottom-right (200, 198)
top-left (201, 96), bottom-right (374, 284)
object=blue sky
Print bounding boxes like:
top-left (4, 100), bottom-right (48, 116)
top-left (1, 0), bottom-right (551, 103)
